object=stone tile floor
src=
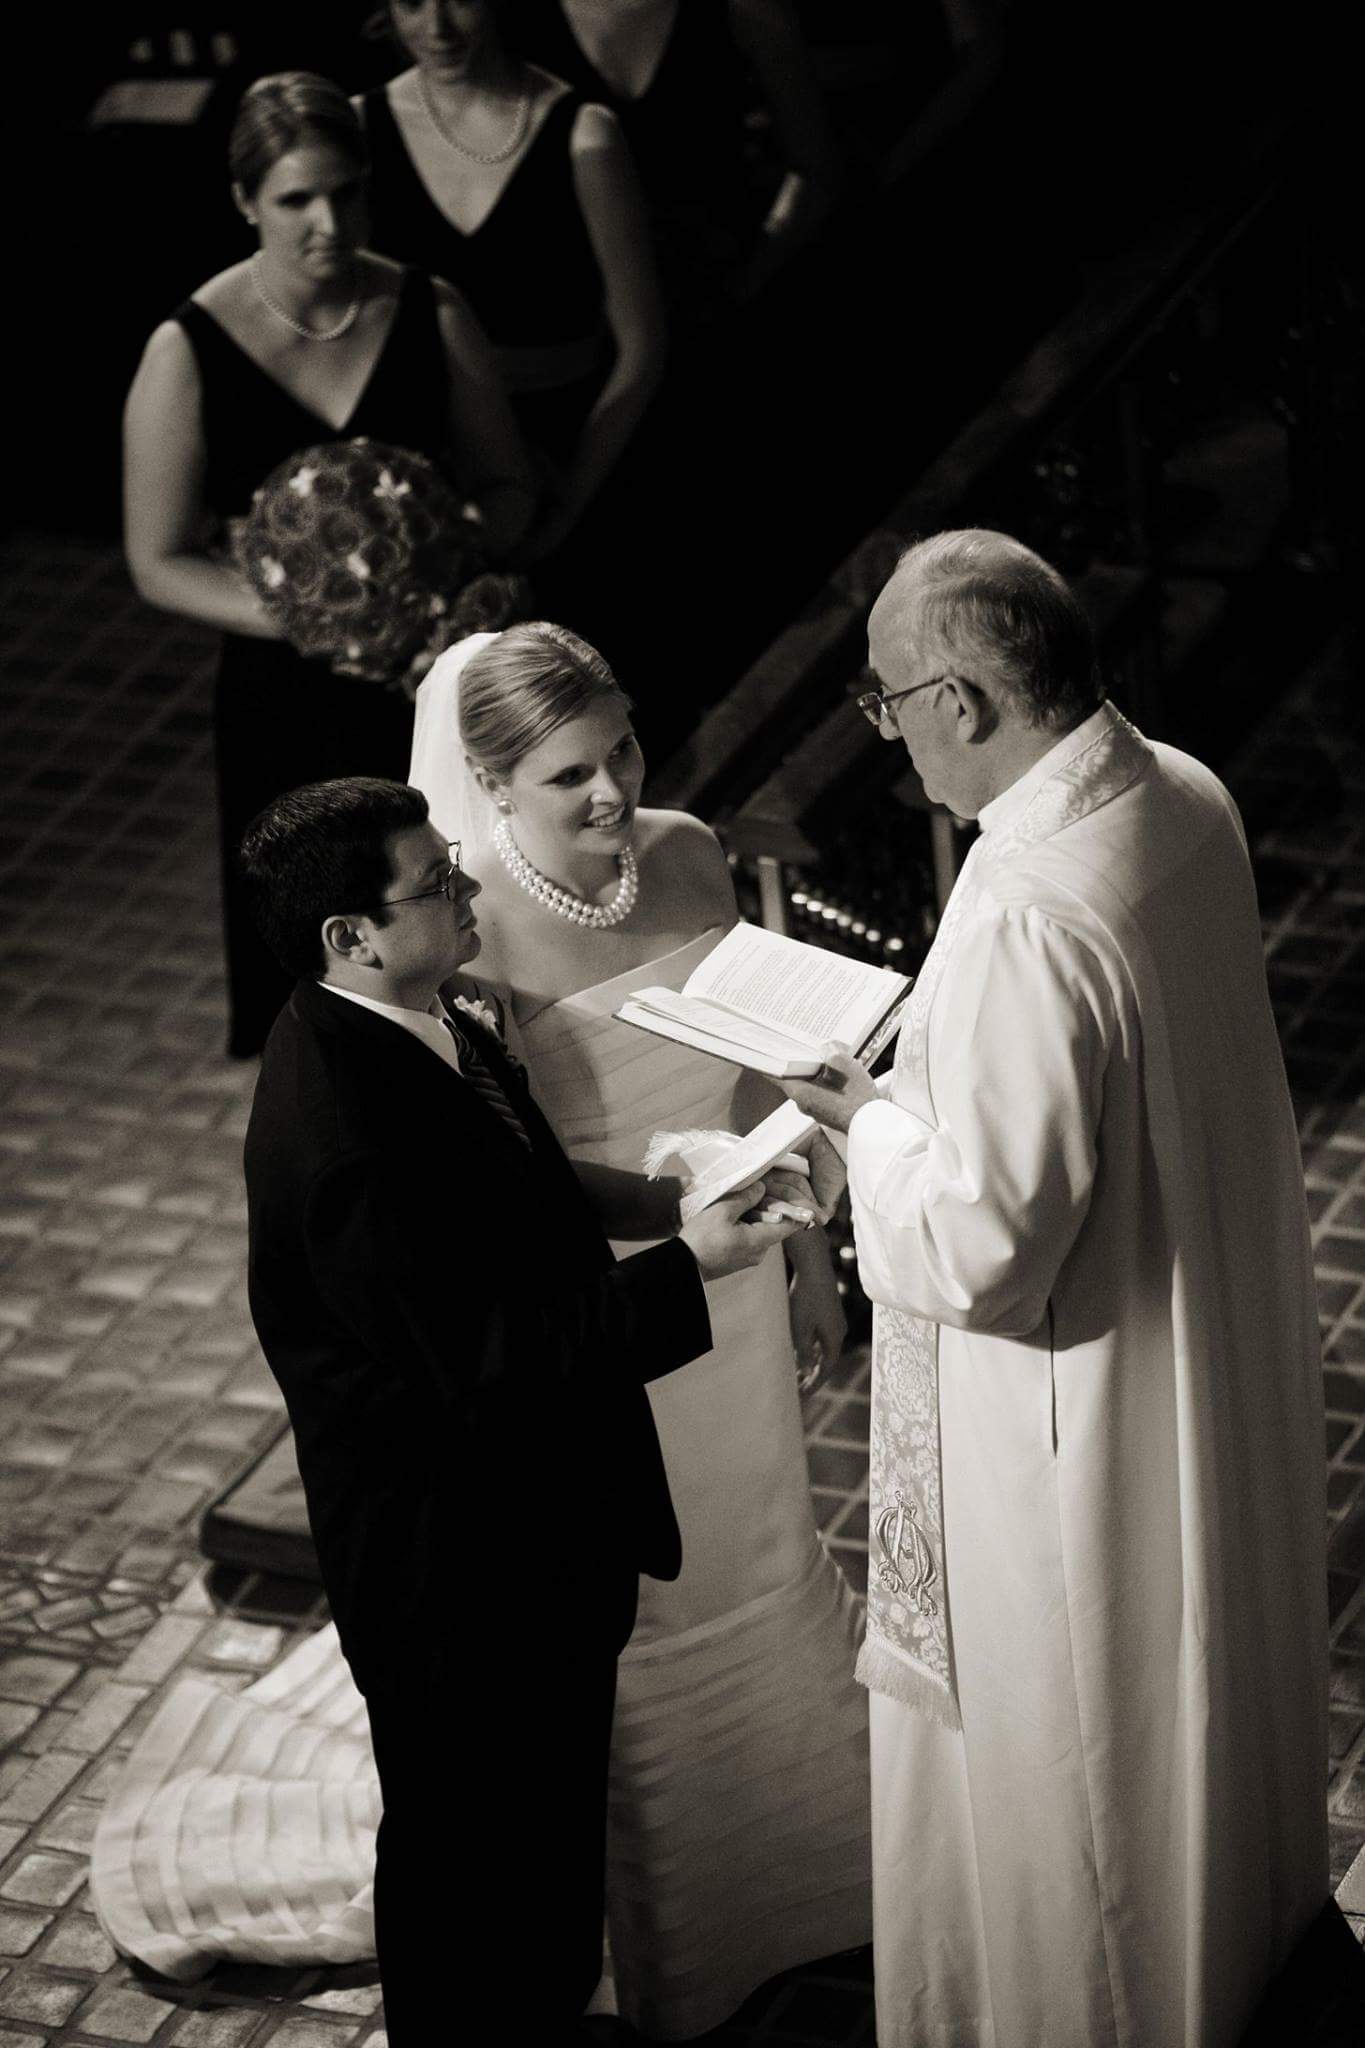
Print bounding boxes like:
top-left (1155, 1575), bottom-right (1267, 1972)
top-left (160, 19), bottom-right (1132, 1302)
top-left (0, 532), bottom-right (1363, 2042)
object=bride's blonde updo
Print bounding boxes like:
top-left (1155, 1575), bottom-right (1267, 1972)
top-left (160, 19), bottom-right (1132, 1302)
top-left (458, 622), bottom-right (632, 781)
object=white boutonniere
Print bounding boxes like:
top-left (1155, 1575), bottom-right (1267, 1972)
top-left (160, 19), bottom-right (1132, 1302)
top-left (449, 992), bottom-right (502, 1041)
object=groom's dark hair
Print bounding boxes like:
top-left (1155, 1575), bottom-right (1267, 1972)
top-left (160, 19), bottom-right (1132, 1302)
top-left (239, 777), bottom-right (429, 978)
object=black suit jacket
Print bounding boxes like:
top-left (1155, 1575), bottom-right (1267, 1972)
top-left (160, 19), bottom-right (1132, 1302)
top-left (243, 977), bottom-right (712, 1693)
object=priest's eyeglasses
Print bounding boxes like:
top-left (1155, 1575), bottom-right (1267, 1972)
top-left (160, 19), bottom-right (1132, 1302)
top-left (382, 842), bottom-right (464, 907)
top-left (854, 676), bottom-right (950, 728)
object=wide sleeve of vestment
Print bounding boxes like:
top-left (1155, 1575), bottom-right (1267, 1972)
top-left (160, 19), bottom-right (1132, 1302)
top-left (847, 903), bottom-right (1118, 1338)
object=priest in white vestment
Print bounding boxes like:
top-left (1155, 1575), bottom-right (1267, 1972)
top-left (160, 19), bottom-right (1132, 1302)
top-left (782, 531), bottom-right (1328, 2048)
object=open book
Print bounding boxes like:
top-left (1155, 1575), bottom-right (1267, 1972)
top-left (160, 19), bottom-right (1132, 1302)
top-left (616, 922), bottom-right (912, 1079)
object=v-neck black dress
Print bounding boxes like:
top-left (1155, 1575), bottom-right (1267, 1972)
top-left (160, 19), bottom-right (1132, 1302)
top-left (361, 86), bottom-right (609, 466)
top-left (173, 267), bottom-right (449, 1057)
top-left (503, 0), bottom-right (752, 301)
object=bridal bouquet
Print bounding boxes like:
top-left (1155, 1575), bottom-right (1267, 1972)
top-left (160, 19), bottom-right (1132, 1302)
top-left (235, 437), bottom-right (528, 685)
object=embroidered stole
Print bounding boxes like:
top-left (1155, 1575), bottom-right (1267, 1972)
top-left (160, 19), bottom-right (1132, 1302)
top-left (856, 704), bottom-right (1153, 1730)
top-left (855, 849), bottom-right (980, 1731)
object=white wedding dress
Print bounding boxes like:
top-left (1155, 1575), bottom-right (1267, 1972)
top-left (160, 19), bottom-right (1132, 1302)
top-left (521, 930), bottom-right (871, 2035)
top-left (90, 930), bottom-right (871, 2038)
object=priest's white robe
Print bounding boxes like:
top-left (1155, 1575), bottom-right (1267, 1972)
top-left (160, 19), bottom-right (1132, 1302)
top-left (846, 703), bottom-right (1327, 2048)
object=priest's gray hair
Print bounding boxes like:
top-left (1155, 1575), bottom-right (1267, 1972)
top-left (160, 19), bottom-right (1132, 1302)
top-left (891, 531), bottom-right (1104, 732)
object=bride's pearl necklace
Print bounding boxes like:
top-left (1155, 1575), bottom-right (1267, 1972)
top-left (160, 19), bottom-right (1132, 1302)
top-left (495, 817), bottom-right (638, 929)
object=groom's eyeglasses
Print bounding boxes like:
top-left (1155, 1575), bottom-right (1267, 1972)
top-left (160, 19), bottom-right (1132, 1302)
top-left (381, 841), bottom-right (464, 908)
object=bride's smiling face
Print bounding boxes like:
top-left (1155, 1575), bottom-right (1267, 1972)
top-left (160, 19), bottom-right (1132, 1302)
top-left (500, 696), bottom-right (645, 862)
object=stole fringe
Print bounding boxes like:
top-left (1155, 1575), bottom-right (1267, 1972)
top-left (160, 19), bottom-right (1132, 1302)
top-left (856, 1635), bottom-right (962, 1733)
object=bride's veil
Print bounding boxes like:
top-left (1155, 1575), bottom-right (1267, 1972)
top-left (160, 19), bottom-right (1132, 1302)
top-left (407, 631), bottom-right (503, 871)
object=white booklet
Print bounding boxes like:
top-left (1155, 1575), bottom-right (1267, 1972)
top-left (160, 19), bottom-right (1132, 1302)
top-left (672, 1099), bottom-right (821, 1220)
top-left (616, 921), bottom-right (912, 1079)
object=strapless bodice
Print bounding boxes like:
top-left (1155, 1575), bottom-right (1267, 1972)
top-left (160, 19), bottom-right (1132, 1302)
top-left (518, 928), bottom-right (739, 1171)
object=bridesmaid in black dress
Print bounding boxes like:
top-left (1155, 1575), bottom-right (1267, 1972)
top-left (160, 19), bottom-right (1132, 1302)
top-left (502, 0), bottom-right (841, 307)
top-left (362, 55), bottom-right (612, 474)
top-left (356, 3), bottom-right (666, 654)
top-left (123, 72), bottom-right (534, 1056)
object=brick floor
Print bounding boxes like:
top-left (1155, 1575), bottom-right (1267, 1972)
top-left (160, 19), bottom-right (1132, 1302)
top-left (2, 534), bottom-right (1364, 2041)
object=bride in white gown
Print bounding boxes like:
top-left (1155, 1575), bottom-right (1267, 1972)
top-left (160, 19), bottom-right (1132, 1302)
top-left (91, 625), bottom-right (870, 2040)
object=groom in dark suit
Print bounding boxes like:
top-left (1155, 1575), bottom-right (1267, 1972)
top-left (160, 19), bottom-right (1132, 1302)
top-left (238, 777), bottom-right (801, 2046)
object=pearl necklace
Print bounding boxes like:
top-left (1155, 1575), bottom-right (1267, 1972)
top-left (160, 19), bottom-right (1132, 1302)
top-left (251, 256), bottom-right (361, 341)
top-left (420, 73), bottom-right (533, 164)
top-left (495, 817), bottom-right (638, 929)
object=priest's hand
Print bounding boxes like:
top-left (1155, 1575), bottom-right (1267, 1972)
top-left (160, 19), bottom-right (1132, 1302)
top-left (779, 1048), bottom-right (877, 1134)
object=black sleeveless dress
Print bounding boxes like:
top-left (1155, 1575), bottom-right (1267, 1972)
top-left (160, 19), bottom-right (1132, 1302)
top-left (173, 267), bottom-right (450, 1058)
top-left (361, 78), bottom-right (662, 717)
top-left (361, 85), bottom-right (609, 466)
top-left (502, 0), bottom-right (753, 300)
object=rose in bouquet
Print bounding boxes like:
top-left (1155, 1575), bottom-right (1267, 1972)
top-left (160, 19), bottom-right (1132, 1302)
top-left (235, 437), bottom-right (530, 685)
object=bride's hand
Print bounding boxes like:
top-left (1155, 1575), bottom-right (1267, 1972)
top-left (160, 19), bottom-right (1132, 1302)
top-left (799, 1129), bottom-right (848, 1217)
top-left (786, 1230), bottom-right (846, 1396)
top-left (759, 1161), bottom-right (822, 1225)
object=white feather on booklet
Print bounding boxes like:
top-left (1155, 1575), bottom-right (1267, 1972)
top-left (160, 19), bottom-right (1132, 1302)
top-left (657, 1099), bottom-right (823, 1221)
top-left (616, 921), bottom-right (912, 1079)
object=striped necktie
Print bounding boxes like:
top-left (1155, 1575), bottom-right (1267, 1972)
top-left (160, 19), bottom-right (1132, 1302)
top-left (442, 1017), bottom-right (532, 1152)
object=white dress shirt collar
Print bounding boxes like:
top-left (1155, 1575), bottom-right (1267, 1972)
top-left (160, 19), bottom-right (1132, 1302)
top-left (321, 982), bottom-right (461, 1073)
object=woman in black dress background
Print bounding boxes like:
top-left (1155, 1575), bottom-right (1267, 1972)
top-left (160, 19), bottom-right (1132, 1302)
top-left (356, 3), bottom-right (666, 690)
top-left (123, 71), bottom-right (533, 1056)
top-left (504, 0), bottom-right (841, 309)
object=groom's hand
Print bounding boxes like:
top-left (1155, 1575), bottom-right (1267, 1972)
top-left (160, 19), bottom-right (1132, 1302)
top-left (679, 1181), bottom-right (805, 1280)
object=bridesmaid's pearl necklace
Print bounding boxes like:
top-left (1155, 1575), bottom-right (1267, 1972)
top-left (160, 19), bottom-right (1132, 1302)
top-left (495, 817), bottom-right (638, 929)
top-left (252, 256), bottom-right (361, 341)
top-left (420, 74), bottom-right (533, 164)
